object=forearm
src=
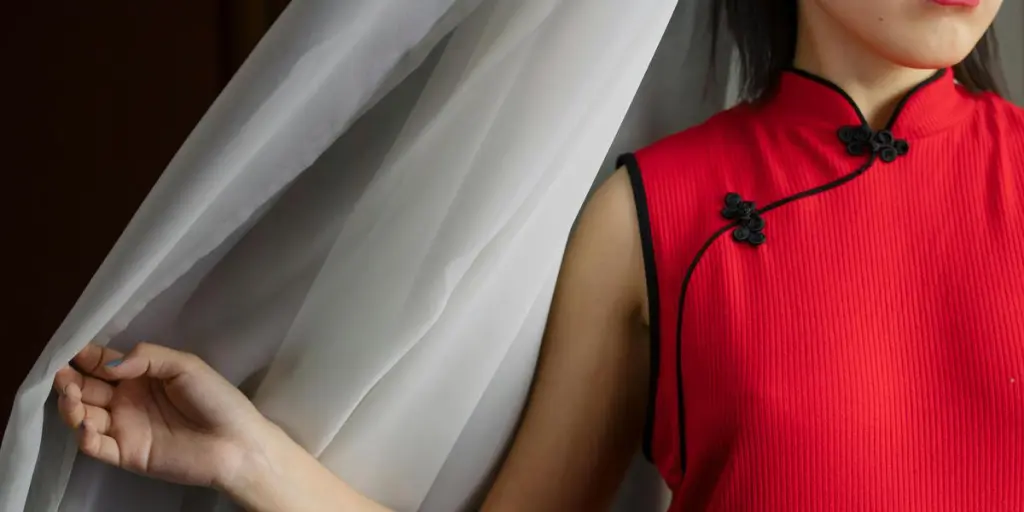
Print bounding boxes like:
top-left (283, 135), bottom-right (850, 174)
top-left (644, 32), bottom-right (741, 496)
top-left (222, 423), bottom-right (392, 512)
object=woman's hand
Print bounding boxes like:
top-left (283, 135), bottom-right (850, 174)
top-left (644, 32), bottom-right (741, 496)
top-left (54, 342), bottom-right (392, 512)
top-left (53, 342), bottom-right (275, 491)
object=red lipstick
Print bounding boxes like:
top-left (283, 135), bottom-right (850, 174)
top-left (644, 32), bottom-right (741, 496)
top-left (930, 0), bottom-right (980, 7)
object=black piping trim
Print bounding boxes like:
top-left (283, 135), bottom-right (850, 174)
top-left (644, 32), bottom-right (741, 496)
top-left (785, 68), bottom-right (871, 126)
top-left (880, 68), bottom-right (947, 131)
top-left (670, 67), bottom-right (947, 475)
top-left (783, 67), bottom-right (947, 131)
top-left (671, 220), bottom-right (736, 471)
top-left (618, 152), bottom-right (660, 463)
top-left (760, 155), bottom-right (877, 215)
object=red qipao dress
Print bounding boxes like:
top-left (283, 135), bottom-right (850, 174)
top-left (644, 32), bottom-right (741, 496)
top-left (621, 68), bottom-right (1024, 511)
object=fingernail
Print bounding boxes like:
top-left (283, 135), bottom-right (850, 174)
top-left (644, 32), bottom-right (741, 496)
top-left (105, 359), bottom-right (123, 367)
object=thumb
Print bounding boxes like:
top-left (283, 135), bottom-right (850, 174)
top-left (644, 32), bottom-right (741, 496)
top-left (103, 342), bottom-right (207, 382)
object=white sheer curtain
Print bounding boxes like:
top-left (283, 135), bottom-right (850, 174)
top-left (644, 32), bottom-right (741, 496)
top-left (0, 0), bottom-right (735, 510)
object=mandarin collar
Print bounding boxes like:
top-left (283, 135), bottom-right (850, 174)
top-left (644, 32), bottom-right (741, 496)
top-left (761, 68), bottom-right (976, 138)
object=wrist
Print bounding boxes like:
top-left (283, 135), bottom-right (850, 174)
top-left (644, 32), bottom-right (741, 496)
top-left (215, 416), bottom-right (392, 512)
top-left (216, 416), bottom-right (291, 500)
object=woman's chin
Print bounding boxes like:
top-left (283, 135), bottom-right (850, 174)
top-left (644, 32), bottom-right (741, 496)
top-left (878, 44), bottom-right (977, 72)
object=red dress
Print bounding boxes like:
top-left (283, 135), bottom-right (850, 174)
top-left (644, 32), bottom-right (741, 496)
top-left (622, 69), bottom-right (1024, 511)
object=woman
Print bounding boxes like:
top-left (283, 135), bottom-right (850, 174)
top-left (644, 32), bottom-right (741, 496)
top-left (52, 0), bottom-right (1023, 510)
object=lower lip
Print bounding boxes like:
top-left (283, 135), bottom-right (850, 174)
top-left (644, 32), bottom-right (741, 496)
top-left (930, 0), bottom-right (980, 6)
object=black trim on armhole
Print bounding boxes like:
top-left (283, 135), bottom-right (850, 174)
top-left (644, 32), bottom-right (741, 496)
top-left (617, 152), bottom-right (660, 463)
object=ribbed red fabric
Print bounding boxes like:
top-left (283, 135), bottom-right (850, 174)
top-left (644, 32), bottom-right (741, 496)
top-left (623, 69), bottom-right (1024, 511)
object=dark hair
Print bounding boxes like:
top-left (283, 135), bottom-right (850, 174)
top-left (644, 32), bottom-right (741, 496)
top-left (711, 0), bottom-right (1006, 102)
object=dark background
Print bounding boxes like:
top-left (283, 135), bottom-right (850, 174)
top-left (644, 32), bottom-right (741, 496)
top-left (1, 0), bottom-right (290, 431)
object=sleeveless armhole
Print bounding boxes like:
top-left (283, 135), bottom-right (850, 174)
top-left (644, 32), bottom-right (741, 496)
top-left (616, 152), bottom-right (660, 463)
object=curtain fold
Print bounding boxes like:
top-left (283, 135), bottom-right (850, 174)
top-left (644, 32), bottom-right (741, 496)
top-left (240, 2), bottom-right (680, 509)
top-left (1, 0), bottom-right (740, 510)
top-left (1, 1), bottom-right (480, 510)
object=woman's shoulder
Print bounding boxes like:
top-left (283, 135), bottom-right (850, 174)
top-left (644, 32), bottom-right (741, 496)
top-left (619, 104), bottom-right (761, 198)
top-left (968, 90), bottom-right (1024, 132)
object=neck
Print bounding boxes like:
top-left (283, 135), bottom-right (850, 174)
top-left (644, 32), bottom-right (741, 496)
top-left (793, 7), bottom-right (938, 129)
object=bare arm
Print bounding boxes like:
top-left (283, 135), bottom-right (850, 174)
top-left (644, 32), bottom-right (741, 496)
top-left (482, 168), bottom-right (650, 511)
top-left (224, 423), bottom-right (393, 512)
top-left (229, 168), bottom-right (651, 511)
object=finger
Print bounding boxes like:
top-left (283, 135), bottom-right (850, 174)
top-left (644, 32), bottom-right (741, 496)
top-left (83, 403), bottom-right (112, 433)
top-left (54, 366), bottom-right (114, 407)
top-left (57, 383), bottom-right (113, 432)
top-left (103, 342), bottom-right (206, 382)
top-left (57, 384), bottom-right (85, 428)
top-left (78, 421), bottom-right (121, 467)
top-left (71, 344), bottom-right (126, 377)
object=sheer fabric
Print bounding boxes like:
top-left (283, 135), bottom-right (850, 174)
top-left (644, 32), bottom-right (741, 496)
top-left (0, 0), bottom-right (736, 510)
